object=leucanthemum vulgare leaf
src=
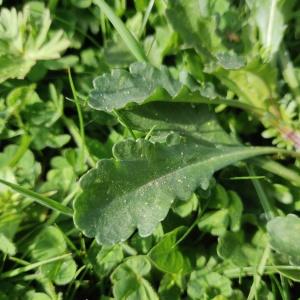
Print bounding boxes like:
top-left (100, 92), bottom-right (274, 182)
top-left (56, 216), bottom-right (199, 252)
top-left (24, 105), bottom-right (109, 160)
top-left (89, 62), bottom-right (252, 113)
top-left (74, 137), bottom-right (280, 245)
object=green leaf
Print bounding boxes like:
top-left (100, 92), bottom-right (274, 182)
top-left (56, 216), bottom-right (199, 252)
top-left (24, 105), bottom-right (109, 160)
top-left (166, 0), bottom-right (223, 54)
top-left (187, 271), bottom-right (233, 299)
top-left (267, 214), bottom-right (300, 264)
top-left (198, 185), bottom-right (243, 235)
top-left (119, 102), bottom-right (234, 144)
top-left (210, 59), bottom-right (276, 109)
top-left (148, 226), bottom-right (191, 274)
top-left (31, 226), bottom-right (76, 285)
top-left (111, 256), bottom-right (158, 300)
top-left (0, 5), bottom-right (69, 83)
top-left (89, 62), bottom-right (181, 112)
top-left (25, 292), bottom-right (52, 300)
top-left (74, 137), bottom-right (279, 245)
top-left (217, 232), bottom-right (249, 267)
top-left (88, 244), bottom-right (124, 278)
top-left (0, 233), bottom-right (16, 255)
top-left (89, 62), bottom-right (252, 114)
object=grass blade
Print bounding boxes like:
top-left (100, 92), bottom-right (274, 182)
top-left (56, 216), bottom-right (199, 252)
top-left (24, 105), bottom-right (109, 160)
top-left (0, 253), bottom-right (72, 279)
top-left (67, 68), bottom-right (86, 170)
top-left (93, 0), bottom-right (148, 62)
top-left (0, 179), bottom-right (73, 217)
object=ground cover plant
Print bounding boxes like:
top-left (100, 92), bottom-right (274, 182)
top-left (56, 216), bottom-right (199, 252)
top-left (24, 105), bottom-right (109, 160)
top-left (2, 0), bottom-right (300, 299)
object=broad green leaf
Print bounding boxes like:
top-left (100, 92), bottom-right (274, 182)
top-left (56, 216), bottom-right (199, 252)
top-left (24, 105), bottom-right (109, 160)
top-left (111, 256), bottom-right (159, 300)
top-left (89, 62), bottom-right (250, 114)
top-left (31, 226), bottom-right (76, 285)
top-left (148, 226), bottom-right (191, 274)
top-left (89, 62), bottom-right (181, 112)
top-left (267, 214), bottom-right (300, 264)
top-left (119, 102), bottom-right (235, 144)
top-left (74, 137), bottom-right (279, 245)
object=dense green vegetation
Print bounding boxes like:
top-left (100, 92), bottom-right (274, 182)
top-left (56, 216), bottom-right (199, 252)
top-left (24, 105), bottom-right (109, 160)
top-left (1, 0), bottom-right (300, 299)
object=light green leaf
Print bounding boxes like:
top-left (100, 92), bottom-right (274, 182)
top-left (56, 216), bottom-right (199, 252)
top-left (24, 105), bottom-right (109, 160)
top-left (0, 5), bottom-right (69, 83)
top-left (267, 214), bottom-right (300, 264)
top-left (0, 233), bottom-right (16, 255)
top-left (25, 292), bottom-right (52, 300)
top-left (31, 226), bottom-right (76, 285)
top-left (149, 226), bottom-right (191, 274)
top-left (94, 244), bottom-right (124, 277)
top-left (188, 271), bottom-right (233, 299)
top-left (74, 137), bottom-right (279, 245)
top-left (111, 256), bottom-right (158, 300)
top-left (211, 59), bottom-right (276, 109)
top-left (247, 0), bottom-right (286, 60)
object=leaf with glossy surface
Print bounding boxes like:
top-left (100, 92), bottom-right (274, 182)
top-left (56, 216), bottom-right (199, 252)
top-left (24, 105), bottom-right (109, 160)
top-left (89, 62), bottom-right (254, 113)
top-left (74, 137), bottom-right (278, 245)
top-left (89, 62), bottom-right (181, 112)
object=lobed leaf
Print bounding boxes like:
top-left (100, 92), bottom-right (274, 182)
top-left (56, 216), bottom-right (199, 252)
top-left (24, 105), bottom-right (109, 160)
top-left (74, 138), bottom-right (279, 245)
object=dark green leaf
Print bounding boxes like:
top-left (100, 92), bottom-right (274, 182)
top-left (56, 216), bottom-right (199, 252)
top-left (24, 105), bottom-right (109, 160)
top-left (74, 137), bottom-right (278, 245)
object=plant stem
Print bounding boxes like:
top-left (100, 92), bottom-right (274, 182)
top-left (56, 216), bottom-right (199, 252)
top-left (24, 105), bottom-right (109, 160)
top-left (247, 245), bottom-right (271, 300)
top-left (63, 116), bottom-right (96, 167)
top-left (247, 165), bottom-right (275, 220)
